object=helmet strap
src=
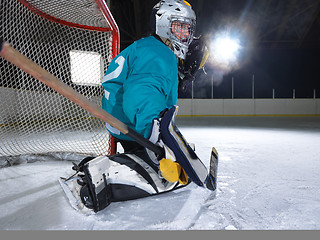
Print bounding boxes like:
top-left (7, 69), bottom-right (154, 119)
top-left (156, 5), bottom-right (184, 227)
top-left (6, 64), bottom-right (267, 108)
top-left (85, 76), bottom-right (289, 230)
top-left (160, 36), bottom-right (173, 49)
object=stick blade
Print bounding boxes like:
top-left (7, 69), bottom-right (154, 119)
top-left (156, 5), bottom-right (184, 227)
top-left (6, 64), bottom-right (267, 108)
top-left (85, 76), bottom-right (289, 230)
top-left (206, 147), bottom-right (219, 191)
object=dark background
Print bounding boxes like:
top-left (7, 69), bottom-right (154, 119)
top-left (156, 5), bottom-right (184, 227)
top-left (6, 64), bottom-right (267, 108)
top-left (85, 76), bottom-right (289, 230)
top-left (108, 0), bottom-right (320, 99)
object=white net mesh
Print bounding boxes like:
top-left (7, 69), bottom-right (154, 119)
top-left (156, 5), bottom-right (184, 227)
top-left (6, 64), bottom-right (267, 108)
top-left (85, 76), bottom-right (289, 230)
top-left (0, 0), bottom-right (117, 159)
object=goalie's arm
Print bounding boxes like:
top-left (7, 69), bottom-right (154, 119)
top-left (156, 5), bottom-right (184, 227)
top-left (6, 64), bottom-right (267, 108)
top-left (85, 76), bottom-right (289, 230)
top-left (0, 39), bottom-right (163, 157)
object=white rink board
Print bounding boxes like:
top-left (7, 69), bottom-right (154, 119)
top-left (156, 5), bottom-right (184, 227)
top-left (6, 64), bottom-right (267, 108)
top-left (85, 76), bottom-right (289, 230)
top-left (177, 98), bottom-right (320, 116)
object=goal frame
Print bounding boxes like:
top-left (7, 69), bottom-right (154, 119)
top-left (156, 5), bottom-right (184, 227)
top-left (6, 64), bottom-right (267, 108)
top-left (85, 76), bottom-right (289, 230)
top-left (0, 0), bottom-right (120, 159)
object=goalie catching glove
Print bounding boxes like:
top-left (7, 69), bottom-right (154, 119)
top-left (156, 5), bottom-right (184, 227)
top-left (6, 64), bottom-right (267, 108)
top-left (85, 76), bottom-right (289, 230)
top-left (178, 35), bottom-right (209, 92)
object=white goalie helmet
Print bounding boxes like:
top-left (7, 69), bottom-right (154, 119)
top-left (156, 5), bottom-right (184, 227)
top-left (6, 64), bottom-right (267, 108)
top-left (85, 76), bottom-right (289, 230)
top-left (150, 0), bottom-right (196, 59)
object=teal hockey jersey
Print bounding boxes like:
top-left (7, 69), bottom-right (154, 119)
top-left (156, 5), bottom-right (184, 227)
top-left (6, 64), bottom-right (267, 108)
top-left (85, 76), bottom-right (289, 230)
top-left (101, 36), bottom-right (178, 141)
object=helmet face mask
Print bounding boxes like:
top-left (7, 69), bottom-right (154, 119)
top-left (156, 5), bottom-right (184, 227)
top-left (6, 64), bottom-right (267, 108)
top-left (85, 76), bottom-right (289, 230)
top-left (151, 0), bottom-right (196, 59)
top-left (170, 16), bottom-right (196, 58)
top-left (170, 17), bottom-right (195, 43)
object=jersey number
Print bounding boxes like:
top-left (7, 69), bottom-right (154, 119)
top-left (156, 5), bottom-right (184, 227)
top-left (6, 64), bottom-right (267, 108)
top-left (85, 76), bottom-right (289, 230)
top-left (102, 56), bottom-right (125, 83)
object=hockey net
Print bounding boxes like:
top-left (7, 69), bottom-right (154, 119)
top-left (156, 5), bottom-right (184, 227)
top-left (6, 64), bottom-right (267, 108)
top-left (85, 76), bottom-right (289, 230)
top-left (0, 0), bottom-right (119, 164)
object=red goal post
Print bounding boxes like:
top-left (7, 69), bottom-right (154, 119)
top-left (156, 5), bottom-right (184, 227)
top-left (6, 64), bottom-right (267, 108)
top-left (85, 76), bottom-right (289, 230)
top-left (0, 0), bottom-right (119, 160)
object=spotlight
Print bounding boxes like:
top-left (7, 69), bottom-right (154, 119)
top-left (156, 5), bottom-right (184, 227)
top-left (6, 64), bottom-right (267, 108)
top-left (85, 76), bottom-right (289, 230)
top-left (210, 32), bottom-right (242, 69)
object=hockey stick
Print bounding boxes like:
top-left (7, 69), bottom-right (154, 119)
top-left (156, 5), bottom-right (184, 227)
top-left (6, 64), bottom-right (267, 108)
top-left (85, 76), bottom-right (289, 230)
top-left (0, 39), bottom-right (163, 156)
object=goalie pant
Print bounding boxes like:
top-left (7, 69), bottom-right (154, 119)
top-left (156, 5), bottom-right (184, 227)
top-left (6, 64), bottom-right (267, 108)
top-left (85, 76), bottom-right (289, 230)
top-left (60, 150), bottom-right (190, 213)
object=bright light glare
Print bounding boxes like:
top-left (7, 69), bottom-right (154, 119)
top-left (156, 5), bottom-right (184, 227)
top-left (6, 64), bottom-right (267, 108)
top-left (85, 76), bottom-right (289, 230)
top-left (70, 50), bottom-right (104, 86)
top-left (211, 35), bottom-right (241, 66)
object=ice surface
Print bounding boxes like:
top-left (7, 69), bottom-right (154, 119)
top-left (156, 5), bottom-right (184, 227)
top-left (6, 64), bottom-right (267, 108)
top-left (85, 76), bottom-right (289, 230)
top-left (1, 116), bottom-right (320, 230)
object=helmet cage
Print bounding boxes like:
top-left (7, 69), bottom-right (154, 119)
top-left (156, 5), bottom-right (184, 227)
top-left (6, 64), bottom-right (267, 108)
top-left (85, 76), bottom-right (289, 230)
top-left (169, 16), bottom-right (195, 59)
top-left (170, 16), bottom-right (195, 45)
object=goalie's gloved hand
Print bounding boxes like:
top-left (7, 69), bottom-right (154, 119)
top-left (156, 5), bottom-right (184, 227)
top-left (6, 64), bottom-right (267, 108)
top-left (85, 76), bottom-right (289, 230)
top-left (178, 35), bottom-right (209, 93)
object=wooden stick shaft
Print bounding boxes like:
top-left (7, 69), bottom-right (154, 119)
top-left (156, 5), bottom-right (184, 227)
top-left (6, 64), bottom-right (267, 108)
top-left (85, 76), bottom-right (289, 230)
top-left (0, 41), bottom-right (163, 156)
